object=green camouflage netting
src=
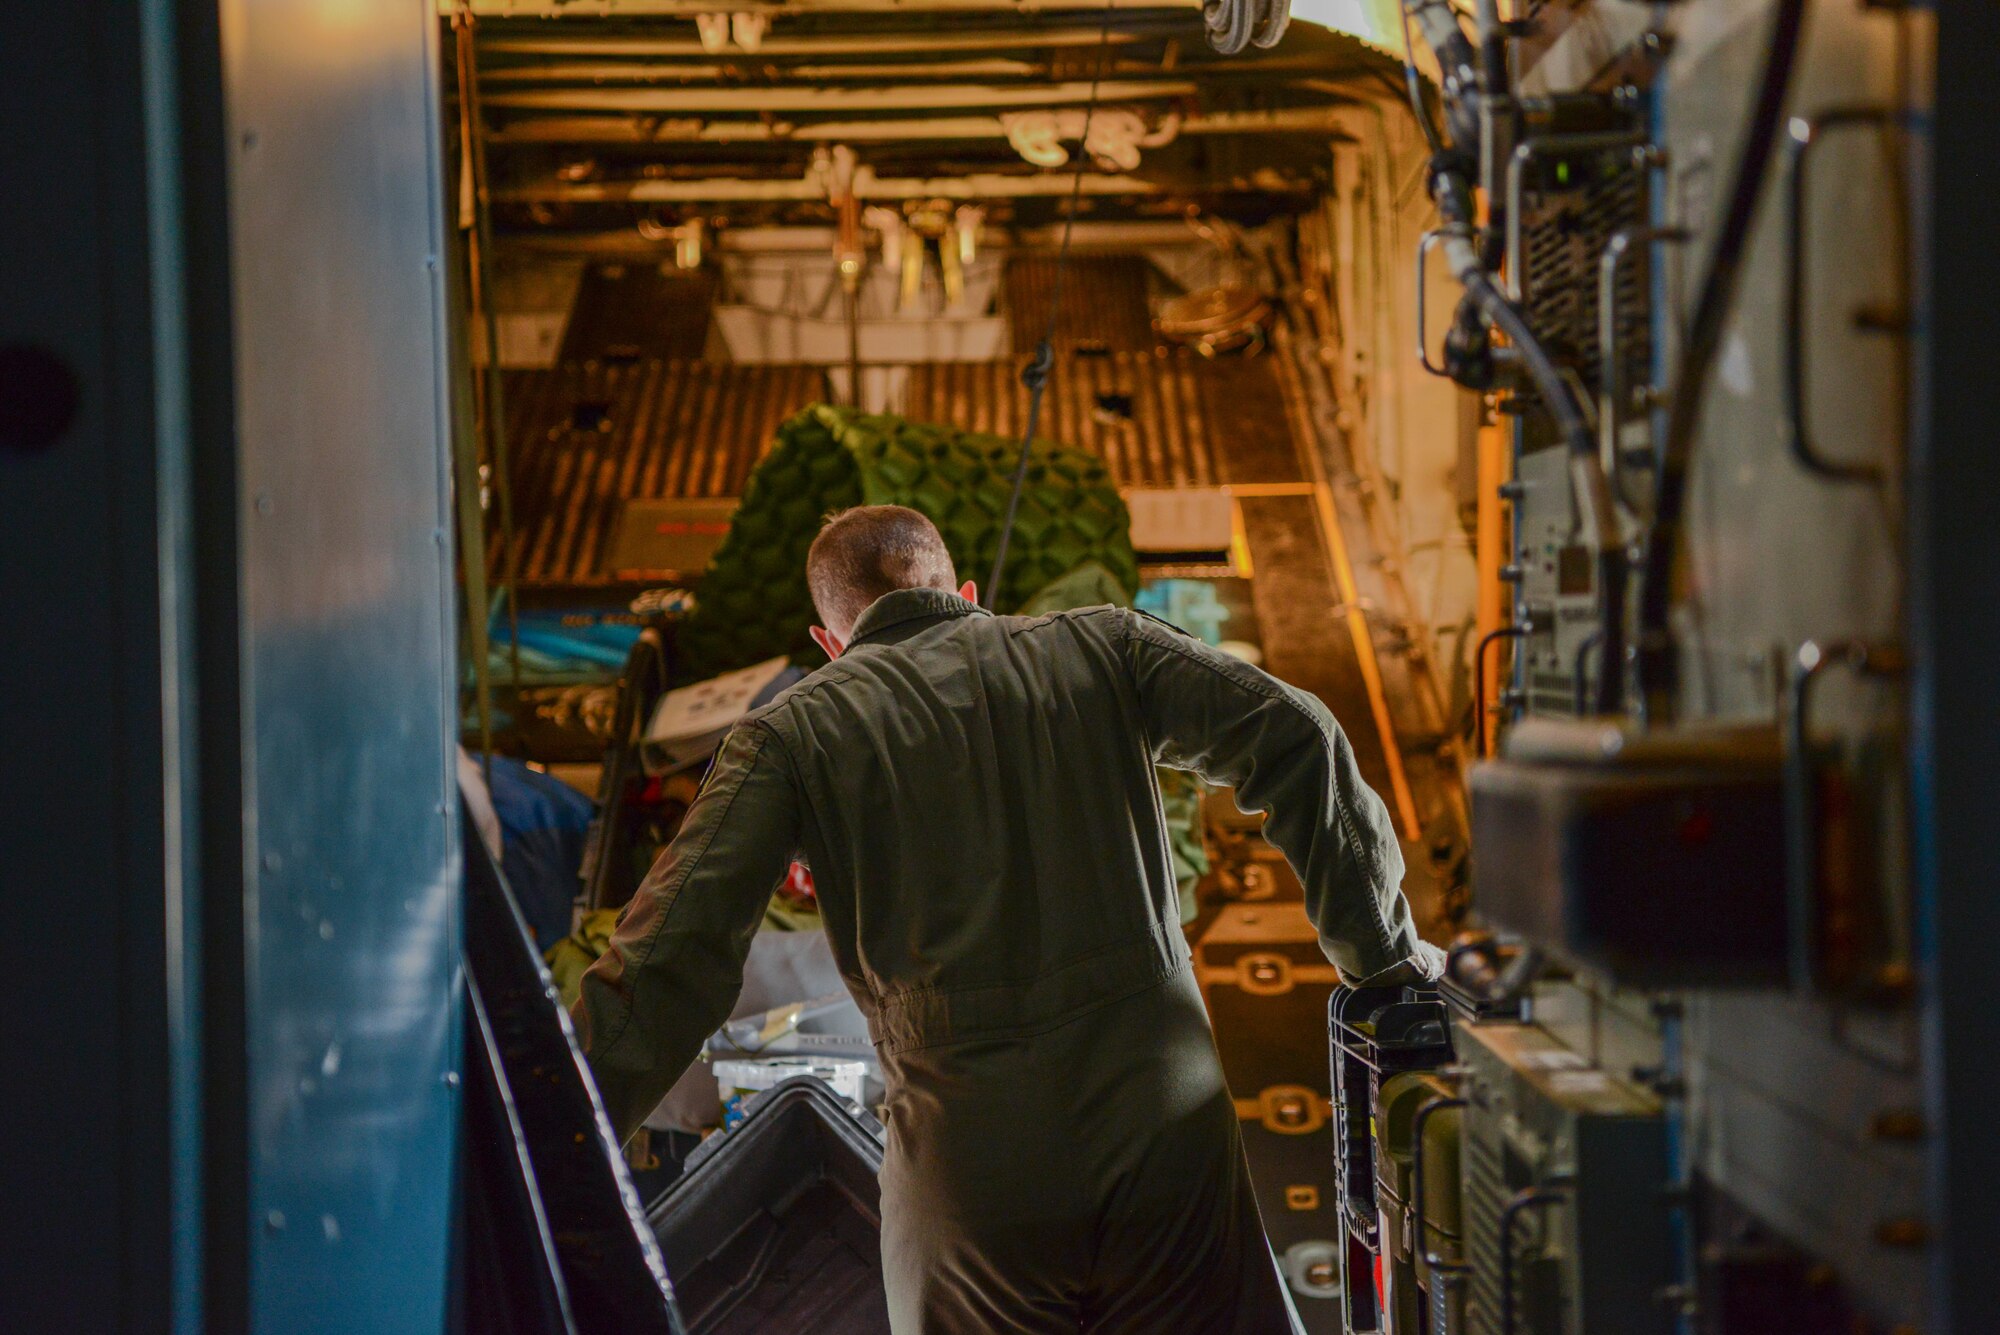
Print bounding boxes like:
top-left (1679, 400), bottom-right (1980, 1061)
top-left (676, 404), bottom-right (1139, 679)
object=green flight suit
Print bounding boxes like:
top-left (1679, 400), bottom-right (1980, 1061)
top-left (575, 588), bottom-right (1436, 1332)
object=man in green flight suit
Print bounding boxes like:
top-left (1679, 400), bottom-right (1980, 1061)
top-left (575, 505), bottom-right (1444, 1333)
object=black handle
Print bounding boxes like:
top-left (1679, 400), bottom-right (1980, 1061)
top-left (1474, 625), bottom-right (1528, 757)
top-left (1783, 108), bottom-right (1896, 483)
top-left (1411, 1095), bottom-right (1468, 1274)
top-left (1784, 638), bottom-right (1905, 986)
top-left (1499, 1186), bottom-right (1567, 1335)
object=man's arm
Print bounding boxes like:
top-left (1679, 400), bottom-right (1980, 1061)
top-left (1120, 609), bottom-right (1442, 984)
top-left (571, 721), bottom-right (800, 1142)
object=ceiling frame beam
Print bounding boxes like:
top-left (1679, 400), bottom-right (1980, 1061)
top-left (444, 0), bottom-right (1198, 14)
top-left (497, 218), bottom-right (1235, 252)
top-left (476, 53), bottom-right (1350, 83)
top-left (480, 57), bottom-right (1052, 82)
top-left (476, 28), bottom-right (1161, 57)
top-left (483, 104), bottom-right (1352, 146)
top-left (493, 166), bottom-right (1314, 202)
top-left (478, 78), bottom-right (1201, 112)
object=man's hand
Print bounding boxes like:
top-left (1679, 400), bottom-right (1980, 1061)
top-left (1344, 940), bottom-right (1447, 989)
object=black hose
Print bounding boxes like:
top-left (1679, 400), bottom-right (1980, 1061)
top-left (1460, 264), bottom-right (1628, 714)
top-left (1636, 0), bottom-right (1811, 720)
top-left (1424, 141), bottom-right (1627, 713)
top-left (1399, 0), bottom-right (1447, 155)
top-left (1406, 0), bottom-right (1483, 161)
top-left (1406, 2), bottom-right (1626, 712)
top-left (1475, 0), bottom-right (1513, 270)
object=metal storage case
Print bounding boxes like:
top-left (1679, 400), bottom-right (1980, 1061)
top-left (1326, 984), bottom-right (1456, 1333)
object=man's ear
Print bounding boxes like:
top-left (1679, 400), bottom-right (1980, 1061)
top-left (959, 579), bottom-right (978, 604)
top-left (810, 625), bottom-right (845, 660)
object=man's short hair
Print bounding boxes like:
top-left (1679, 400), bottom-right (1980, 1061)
top-left (806, 505), bottom-right (959, 636)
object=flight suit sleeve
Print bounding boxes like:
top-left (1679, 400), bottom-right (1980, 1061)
top-left (571, 721), bottom-right (801, 1143)
top-left (1120, 609), bottom-right (1441, 985)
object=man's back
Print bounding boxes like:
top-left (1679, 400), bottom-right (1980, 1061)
top-left (575, 582), bottom-right (1433, 1332)
top-left (760, 594), bottom-right (1188, 1059)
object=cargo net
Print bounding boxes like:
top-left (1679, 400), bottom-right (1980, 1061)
top-left (1518, 148), bottom-right (1651, 401)
top-left (675, 403), bottom-right (1138, 680)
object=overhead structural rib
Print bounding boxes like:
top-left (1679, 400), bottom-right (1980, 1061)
top-left (485, 106), bottom-right (1353, 146)
top-left (479, 78), bottom-right (1198, 113)
top-left (494, 168), bottom-right (1318, 203)
top-left (443, 0), bottom-right (1198, 13)
top-left (478, 27), bottom-right (1159, 56)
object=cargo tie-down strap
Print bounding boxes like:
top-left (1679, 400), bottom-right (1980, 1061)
top-left (983, 2), bottom-right (1117, 608)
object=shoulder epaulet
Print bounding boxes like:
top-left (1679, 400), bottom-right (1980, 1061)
top-left (1125, 606), bottom-right (1197, 639)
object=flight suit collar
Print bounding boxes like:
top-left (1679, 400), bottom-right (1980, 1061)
top-left (848, 587), bottom-right (991, 649)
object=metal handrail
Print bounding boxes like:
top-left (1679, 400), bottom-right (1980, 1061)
top-left (1783, 107), bottom-right (1897, 483)
top-left (1412, 1096), bottom-right (1469, 1269)
top-left (1596, 225), bottom-right (1690, 506)
top-left (1499, 1185), bottom-right (1568, 1335)
top-left (1416, 225), bottom-right (1477, 377)
top-left (1474, 624), bottom-right (1527, 757)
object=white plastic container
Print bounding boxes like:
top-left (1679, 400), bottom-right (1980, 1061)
top-left (711, 1056), bottom-right (869, 1110)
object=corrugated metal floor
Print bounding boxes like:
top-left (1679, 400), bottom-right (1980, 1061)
top-left (495, 352), bottom-right (1297, 587)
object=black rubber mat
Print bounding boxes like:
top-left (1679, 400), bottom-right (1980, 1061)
top-left (1237, 492), bottom-right (1396, 803)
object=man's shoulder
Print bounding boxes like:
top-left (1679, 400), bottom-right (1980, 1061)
top-left (1002, 602), bottom-right (1199, 643)
top-left (995, 601), bottom-right (1133, 637)
top-left (741, 657), bottom-right (855, 727)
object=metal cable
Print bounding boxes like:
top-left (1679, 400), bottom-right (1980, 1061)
top-left (983, 5), bottom-right (1116, 609)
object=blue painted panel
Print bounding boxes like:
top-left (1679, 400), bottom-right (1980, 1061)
top-left (220, 0), bottom-right (461, 1329)
top-left (0, 2), bottom-right (199, 1328)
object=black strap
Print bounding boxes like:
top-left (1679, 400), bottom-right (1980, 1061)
top-left (983, 3), bottom-right (1117, 609)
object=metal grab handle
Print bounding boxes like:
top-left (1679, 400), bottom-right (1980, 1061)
top-left (1417, 226), bottom-right (1476, 377)
top-left (1571, 631), bottom-right (1603, 716)
top-left (1499, 1186), bottom-right (1567, 1335)
top-left (1474, 625), bottom-right (1527, 757)
top-left (1411, 1096), bottom-right (1468, 1270)
top-left (1785, 639), bottom-right (1905, 987)
top-left (1597, 226), bottom-right (1690, 503)
top-left (1505, 132), bottom-right (1649, 301)
top-left (1784, 108), bottom-right (1897, 483)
